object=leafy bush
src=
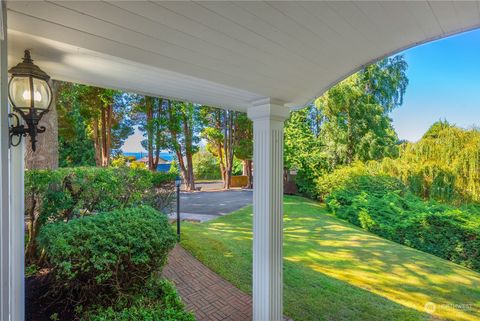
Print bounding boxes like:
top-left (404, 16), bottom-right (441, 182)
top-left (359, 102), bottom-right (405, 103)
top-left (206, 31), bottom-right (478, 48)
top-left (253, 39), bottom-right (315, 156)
top-left (37, 206), bottom-right (177, 305)
top-left (130, 161), bottom-right (147, 170)
top-left (302, 122), bottom-right (480, 204)
top-left (325, 173), bottom-right (480, 271)
top-left (151, 171), bottom-right (177, 187)
top-left (81, 279), bottom-right (195, 321)
top-left (315, 162), bottom-right (371, 200)
top-left (25, 167), bottom-right (175, 263)
top-left (364, 123), bottom-right (480, 204)
top-left (372, 157), bottom-right (460, 203)
top-left (111, 156), bottom-right (127, 167)
top-left (193, 150), bottom-right (221, 180)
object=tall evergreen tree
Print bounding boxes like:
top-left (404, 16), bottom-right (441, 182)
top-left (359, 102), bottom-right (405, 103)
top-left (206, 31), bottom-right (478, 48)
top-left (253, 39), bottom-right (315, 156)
top-left (284, 55), bottom-right (408, 194)
top-left (57, 82), bottom-right (134, 167)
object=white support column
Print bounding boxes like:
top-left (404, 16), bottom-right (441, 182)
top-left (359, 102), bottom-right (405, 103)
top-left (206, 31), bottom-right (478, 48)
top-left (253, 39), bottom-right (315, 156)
top-left (1, 1), bottom-right (25, 319)
top-left (10, 138), bottom-right (25, 321)
top-left (0, 1), bottom-right (11, 320)
top-left (248, 98), bottom-right (290, 321)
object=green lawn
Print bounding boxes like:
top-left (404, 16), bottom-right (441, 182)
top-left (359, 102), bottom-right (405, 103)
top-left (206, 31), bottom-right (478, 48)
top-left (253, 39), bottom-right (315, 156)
top-left (180, 195), bottom-right (480, 321)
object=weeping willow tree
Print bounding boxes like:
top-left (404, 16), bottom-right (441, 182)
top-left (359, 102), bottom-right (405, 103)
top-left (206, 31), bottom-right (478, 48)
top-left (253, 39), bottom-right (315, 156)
top-left (370, 121), bottom-right (480, 203)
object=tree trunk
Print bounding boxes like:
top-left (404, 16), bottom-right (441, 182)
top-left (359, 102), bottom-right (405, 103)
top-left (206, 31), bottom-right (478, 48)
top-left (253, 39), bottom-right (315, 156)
top-left (223, 111), bottom-right (234, 189)
top-left (100, 107), bottom-right (108, 166)
top-left (175, 148), bottom-right (187, 181)
top-left (246, 159), bottom-right (253, 189)
top-left (214, 111), bottom-right (226, 183)
top-left (146, 97), bottom-right (155, 171)
top-left (218, 145), bottom-right (225, 183)
top-left (25, 80), bottom-right (59, 169)
top-left (346, 106), bottom-right (354, 164)
top-left (106, 104), bottom-right (112, 166)
top-left (24, 81), bottom-right (59, 263)
top-left (153, 98), bottom-right (163, 170)
top-left (223, 111), bottom-right (229, 189)
top-left (185, 149), bottom-right (195, 190)
top-left (165, 100), bottom-right (189, 188)
top-left (171, 130), bottom-right (189, 190)
top-left (182, 116), bottom-right (195, 191)
top-left (154, 148), bottom-right (160, 170)
top-left (92, 118), bottom-right (102, 166)
top-left (25, 194), bottom-right (38, 264)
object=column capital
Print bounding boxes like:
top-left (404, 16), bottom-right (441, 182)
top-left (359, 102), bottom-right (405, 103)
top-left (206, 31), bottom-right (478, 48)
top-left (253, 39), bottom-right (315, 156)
top-left (247, 98), bottom-right (290, 122)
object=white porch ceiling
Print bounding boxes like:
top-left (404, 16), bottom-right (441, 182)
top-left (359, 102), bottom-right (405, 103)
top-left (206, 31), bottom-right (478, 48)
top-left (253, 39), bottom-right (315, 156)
top-left (6, 1), bottom-right (480, 111)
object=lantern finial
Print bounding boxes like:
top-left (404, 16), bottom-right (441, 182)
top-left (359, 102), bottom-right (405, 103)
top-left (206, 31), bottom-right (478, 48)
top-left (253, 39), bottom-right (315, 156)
top-left (23, 49), bottom-right (33, 63)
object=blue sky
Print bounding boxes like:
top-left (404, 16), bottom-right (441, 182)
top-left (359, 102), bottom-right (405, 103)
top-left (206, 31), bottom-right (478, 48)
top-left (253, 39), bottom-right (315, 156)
top-left (122, 28), bottom-right (480, 152)
top-left (392, 28), bottom-right (480, 141)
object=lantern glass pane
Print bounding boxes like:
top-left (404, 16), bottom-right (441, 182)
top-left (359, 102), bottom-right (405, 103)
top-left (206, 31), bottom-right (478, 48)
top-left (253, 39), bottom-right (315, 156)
top-left (9, 76), bottom-right (31, 108)
top-left (32, 78), bottom-right (52, 110)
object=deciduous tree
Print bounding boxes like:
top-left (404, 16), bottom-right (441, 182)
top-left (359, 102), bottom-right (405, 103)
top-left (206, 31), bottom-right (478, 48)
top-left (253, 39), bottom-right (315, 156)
top-left (163, 100), bottom-right (202, 191)
top-left (285, 55), bottom-right (408, 195)
top-left (57, 82), bottom-right (133, 167)
top-left (132, 96), bottom-right (166, 171)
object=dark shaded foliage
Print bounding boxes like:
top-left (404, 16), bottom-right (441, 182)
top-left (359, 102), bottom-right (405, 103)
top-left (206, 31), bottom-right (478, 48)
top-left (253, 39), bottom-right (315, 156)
top-left (37, 206), bottom-right (176, 307)
top-left (326, 174), bottom-right (480, 272)
top-left (81, 279), bottom-right (195, 321)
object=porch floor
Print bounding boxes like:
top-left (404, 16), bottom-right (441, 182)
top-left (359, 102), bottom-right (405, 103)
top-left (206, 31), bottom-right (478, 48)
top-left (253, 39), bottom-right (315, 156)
top-left (163, 245), bottom-right (292, 321)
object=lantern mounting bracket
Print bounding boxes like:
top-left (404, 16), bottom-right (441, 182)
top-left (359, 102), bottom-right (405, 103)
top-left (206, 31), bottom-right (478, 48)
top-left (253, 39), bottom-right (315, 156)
top-left (8, 107), bottom-right (48, 151)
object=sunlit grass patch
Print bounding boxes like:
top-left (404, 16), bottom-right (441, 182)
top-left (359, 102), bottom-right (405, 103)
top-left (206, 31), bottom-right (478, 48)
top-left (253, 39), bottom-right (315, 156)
top-left (181, 195), bottom-right (480, 321)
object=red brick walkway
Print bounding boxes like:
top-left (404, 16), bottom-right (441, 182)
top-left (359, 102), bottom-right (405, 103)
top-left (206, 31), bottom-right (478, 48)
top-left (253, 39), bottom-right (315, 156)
top-left (163, 245), bottom-right (292, 321)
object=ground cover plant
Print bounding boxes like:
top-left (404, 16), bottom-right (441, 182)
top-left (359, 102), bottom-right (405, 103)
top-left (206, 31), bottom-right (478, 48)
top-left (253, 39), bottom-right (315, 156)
top-left (181, 196), bottom-right (480, 321)
top-left (29, 206), bottom-right (192, 320)
top-left (315, 162), bottom-right (480, 272)
top-left (81, 279), bottom-right (195, 321)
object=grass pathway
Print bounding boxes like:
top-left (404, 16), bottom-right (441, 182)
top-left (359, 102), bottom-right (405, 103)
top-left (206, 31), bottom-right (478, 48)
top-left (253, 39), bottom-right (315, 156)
top-left (180, 196), bottom-right (480, 321)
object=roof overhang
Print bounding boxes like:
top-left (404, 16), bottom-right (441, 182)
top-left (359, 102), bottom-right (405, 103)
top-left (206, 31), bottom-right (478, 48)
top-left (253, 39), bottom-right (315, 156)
top-left (7, 1), bottom-right (480, 111)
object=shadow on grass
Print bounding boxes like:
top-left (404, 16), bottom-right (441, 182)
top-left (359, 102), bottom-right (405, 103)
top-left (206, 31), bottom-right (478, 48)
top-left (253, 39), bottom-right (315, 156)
top-left (181, 195), bottom-right (480, 321)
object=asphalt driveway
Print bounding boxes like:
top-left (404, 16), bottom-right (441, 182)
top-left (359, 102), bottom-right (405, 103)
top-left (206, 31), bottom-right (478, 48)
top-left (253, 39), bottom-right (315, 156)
top-left (171, 190), bottom-right (252, 222)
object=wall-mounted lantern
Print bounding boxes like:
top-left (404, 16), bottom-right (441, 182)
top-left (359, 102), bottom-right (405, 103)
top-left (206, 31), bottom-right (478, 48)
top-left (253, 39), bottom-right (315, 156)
top-left (8, 49), bottom-right (52, 151)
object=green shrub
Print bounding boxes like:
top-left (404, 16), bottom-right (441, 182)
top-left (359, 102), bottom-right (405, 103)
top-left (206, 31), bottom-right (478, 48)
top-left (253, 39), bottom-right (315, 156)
top-left (325, 173), bottom-right (480, 272)
top-left (37, 206), bottom-right (177, 305)
top-left (151, 172), bottom-right (177, 187)
top-left (111, 156), bottom-right (127, 167)
top-left (304, 123), bottom-right (480, 204)
top-left (315, 162), bottom-right (371, 200)
top-left (130, 161), bottom-right (147, 170)
top-left (81, 279), bottom-right (195, 321)
top-left (193, 150), bottom-right (221, 180)
top-left (373, 158), bottom-right (460, 203)
top-left (25, 167), bottom-right (175, 263)
top-left (363, 123), bottom-right (480, 204)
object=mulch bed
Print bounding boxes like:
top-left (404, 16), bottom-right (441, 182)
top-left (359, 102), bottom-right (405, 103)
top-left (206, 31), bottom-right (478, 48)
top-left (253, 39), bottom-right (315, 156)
top-left (26, 269), bottom-right (75, 321)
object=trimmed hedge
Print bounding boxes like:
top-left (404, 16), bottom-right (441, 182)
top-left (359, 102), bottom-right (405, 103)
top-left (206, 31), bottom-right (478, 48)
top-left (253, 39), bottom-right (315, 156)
top-left (325, 173), bottom-right (480, 272)
top-left (81, 279), bottom-right (195, 321)
top-left (37, 206), bottom-right (177, 305)
top-left (26, 167), bottom-right (176, 219)
top-left (25, 167), bottom-right (175, 263)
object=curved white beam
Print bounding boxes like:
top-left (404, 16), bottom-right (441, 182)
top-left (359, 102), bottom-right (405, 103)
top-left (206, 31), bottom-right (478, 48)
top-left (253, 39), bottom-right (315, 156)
top-left (6, 1), bottom-right (480, 110)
